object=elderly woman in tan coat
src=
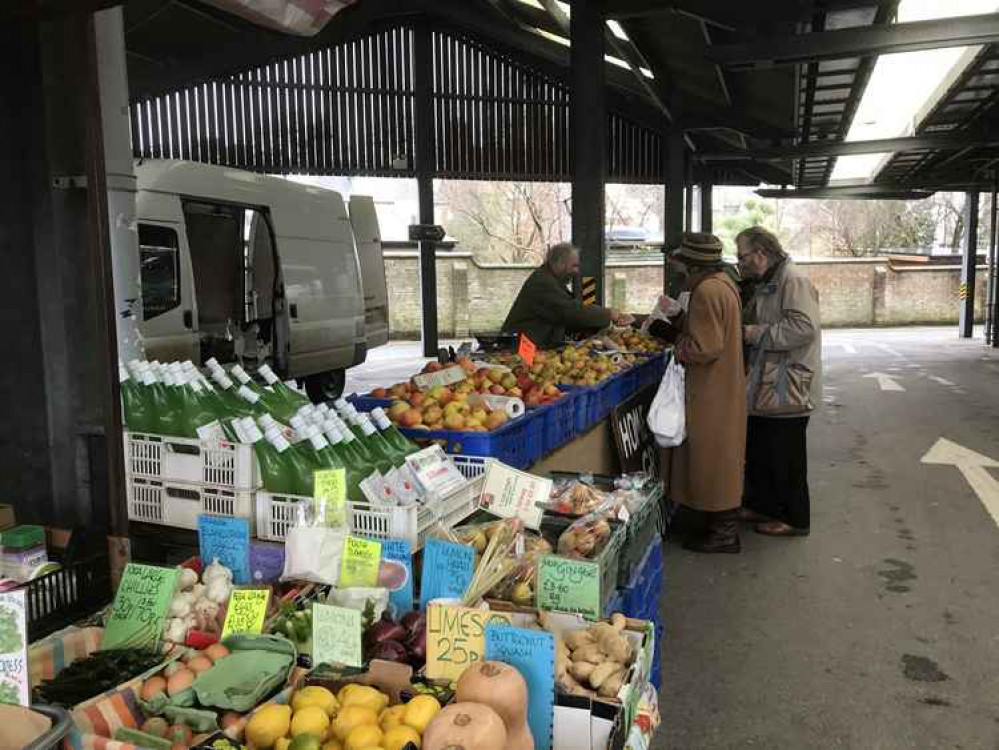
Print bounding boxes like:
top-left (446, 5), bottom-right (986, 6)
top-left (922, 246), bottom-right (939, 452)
top-left (658, 233), bottom-right (747, 553)
top-left (737, 226), bottom-right (822, 537)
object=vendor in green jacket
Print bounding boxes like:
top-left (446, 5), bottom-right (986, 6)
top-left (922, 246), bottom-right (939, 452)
top-left (501, 243), bottom-right (633, 349)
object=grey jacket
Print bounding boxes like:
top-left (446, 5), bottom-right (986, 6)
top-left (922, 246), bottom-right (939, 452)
top-left (743, 259), bottom-right (823, 417)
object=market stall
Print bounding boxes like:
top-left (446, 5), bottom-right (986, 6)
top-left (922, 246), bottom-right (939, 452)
top-left (0, 349), bottom-right (666, 750)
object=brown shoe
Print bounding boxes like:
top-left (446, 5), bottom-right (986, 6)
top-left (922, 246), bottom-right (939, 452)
top-left (683, 510), bottom-right (741, 554)
top-left (739, 508), bottom-right (771, 524)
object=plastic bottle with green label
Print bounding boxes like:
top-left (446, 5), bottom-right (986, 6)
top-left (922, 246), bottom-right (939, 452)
top-left (330, 413), bottom-right (382, 470)
top-left (370, 407), bottom-right (421, 457)
top-left (119, 363), bottom-right (153, 433)
top-left (133, 364), bottom-right (175, 435)
top-left (355, 414), bottom-right (406, 469)
top-left (257, 363), bottom-right (310, 410)
top-left (262, 425), bottom-right (313, 496)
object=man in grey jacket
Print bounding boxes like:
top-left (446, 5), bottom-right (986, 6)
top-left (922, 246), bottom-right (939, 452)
top-left (738, 226), bottom-right (822, 536)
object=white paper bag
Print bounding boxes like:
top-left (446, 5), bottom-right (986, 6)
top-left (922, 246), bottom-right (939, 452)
top-left (646, 356), bottom-right (686, 448)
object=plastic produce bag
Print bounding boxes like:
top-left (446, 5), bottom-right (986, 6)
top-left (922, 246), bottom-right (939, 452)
top-left (557, 502), bottom-right (618, 560)
top-left (647, 356), bottom-right (685, 448)
top-left (282, 499), bottom-right (345, 585)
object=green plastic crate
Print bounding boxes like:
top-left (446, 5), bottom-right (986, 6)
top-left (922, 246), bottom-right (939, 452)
top-left (617, 485), bottom-right (663, 588)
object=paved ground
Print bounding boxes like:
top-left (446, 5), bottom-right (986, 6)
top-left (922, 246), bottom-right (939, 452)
top-left (656, 327), bottom-right (999, 750)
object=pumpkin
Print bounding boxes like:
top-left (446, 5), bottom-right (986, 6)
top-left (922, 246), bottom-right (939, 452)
top-left (455, 661), bottom-right (533, 750)
top-left (422, 703), bottom-right (507, 750)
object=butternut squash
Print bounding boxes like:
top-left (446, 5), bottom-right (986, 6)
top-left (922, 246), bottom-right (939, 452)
top-left (456, 661), bottom-right (533, 750)
top-left (422, 703), bottom-right (507, 750)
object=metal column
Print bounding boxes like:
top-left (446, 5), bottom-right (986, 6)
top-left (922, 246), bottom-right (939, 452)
top-left (959, 190), bottom-right (979, 339)
top-left (700, 182), bottom-right (713, 234)
top-left (665, 130), bottom-right (685, 252)
top-left (413, 23), bottom-right (438, 358)
top-left (684, 158), bottom-right (695, 231)
top-left (988, 179), bottom-right (999, 346)
top-left (570, 0), bottom-right (607, 305)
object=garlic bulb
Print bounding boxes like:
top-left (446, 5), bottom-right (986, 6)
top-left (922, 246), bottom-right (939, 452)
top-left (202, 558), bottom-right (233, 586)
top-left (168, 594), bottom-right (193, 619)
top-left (177, 566), bottom-right (199, 591)
top-left (205, 577), bottom-right (232, 604)
top-left (165, 617), bottom-right (188, 643)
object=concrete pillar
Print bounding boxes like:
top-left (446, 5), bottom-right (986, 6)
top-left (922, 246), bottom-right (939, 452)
top-left (571, 0), bottom-right (607, 306)
top-left (960, 191), bottom-right (979, 338)
top-left (413, 23), bottom-right (438, 357)
top-left (95, 7), bottom-right (142, 361)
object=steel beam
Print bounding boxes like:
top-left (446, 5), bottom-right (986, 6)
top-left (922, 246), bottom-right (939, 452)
top-left (666, 129), bottom-right (686, 251)
top-left (709, 12), bottom-right (999, 69)
top-left (413, 23), bottom-right (439, 358)
top-left (756, 186), bottom-right (935, 200)
top-left (700, 132), bottom-right (999, 161)
top-left (608, 0), bottom-right (880, 21)
top-left (960, 191), bottom-right (980, 339)
top-left (571, 0), bottom-right (607, 306)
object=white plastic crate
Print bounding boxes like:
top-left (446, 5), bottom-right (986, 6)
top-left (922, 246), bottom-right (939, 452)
top-left (255, 474), bottom-right (483, 549)
top-left (127, 477), bottom-right (256, 531)
top-left (123, 430), bottom-right (259, 491)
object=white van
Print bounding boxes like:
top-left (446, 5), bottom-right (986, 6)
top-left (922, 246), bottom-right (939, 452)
top-left (135, 160), bottom-right (383, 400)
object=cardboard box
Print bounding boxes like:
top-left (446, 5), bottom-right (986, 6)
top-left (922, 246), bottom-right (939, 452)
top-left (0, 504), bottom-right (14, 531)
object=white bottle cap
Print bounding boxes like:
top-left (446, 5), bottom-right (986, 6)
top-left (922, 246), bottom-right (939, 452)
top-left (237, 385), bottom-right (260, 403)
top-left (317, 403), bottom-right (331, 417)
top-left (231, 364), bottom-right (251, 384)
top-left (258, 363), bottom-right (280, 385)
top-left (264, 427), bottom-right (290, 452)
top-left (290, 415), bottom-right (308, 431)
top-left (205, 357), bottom-right (221, 371)
top-left (190, 379), bottom-right (204, 393)
top-left (242, 421), bottom-right (264, 443)
top-left (307, 428), bottom-right (329, 450)
top-left (358, 416), bottom-right (377, 437)
top-left (323, 421), bottom-right (344, 444)
top-left (370, 408), bottom-right (392, 430)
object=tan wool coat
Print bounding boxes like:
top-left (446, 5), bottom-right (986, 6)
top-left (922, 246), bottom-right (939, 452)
top-left (666, 272), bottom-right (747, 512)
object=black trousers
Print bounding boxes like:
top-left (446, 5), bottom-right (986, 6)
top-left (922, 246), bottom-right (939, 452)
top-left (744, 415), bottom-right (811, 530)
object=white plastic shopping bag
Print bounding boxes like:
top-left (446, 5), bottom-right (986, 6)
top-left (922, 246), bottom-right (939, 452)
top-left (647, 355), bottom-right (686, 447)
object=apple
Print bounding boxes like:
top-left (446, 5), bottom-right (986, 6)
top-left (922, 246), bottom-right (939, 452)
top-left (388, 401), bottom-right (409, 421)
top-left (424, 361), bottom-right (444, 373)
top-left (371, 387), bottom-right (388, 398)
top-left (524, 391), bottom-right (543, 408)
top-left (500, 374), bottom-right (517, 390)
top-left (487, 369), bottom-right (505, 384)
top-left (390, 384), bottom-right (409, 399)
top-left (543, 384), bottom-right (560, 397)
top-left (489, 384), bottom-right (506, 395)
top-left (437, 387), bottom-right (454, 406)
top-left (485, 411), bottom-right (509, 430)
top-left (399, 408), bottom-right (423, 427)
top-left (443, 412), bottom-right (466, 430)
top-left (507, 387), bottom-right (523, 398)
top-left (423, 406), bottom-right (443, 425)
top-left (457, 357), bottom-right (476, 374)
top-left (409, 392), bottom-right (426, 408)
top-left (465, 416), bottom-right (483, 429)
top-left (471, 408), bottom-right (488, 423)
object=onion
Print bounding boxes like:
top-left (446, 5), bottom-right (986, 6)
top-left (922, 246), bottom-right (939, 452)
top-left (366, 612), bottom-right (407, 646)
top-left (401, 610), bottom-right (424, 633)
top-left (407, 628), bottom-right (427, 666)
top-left (369, 640), bottom-right (408, 663)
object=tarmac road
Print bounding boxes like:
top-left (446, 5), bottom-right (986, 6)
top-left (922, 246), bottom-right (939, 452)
top-left (655, 327), bottom-right (999, 750)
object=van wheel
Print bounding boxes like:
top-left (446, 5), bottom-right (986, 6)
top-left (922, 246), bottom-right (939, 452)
top-left (304, 369), bottom-right (346, 403)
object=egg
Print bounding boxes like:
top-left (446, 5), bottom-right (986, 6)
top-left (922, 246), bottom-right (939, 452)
top-left (183, 650), bottom-right (204, 663)
top-left (140, 676), bottom-right (167, 702)
top-left (204, 643), bottom-right (230, 662)
top-left (163, 662), bottom-right (184, 678)
top-left (166, 668), bottom-right (195, 696)
top-left (220, 711), bottom-right (243, 730)
top-left (186, 656), bottom-right (213, 674)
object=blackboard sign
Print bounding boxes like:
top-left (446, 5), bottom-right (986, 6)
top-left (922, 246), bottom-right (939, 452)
top-left (611, 384), bottom-right (662, 480)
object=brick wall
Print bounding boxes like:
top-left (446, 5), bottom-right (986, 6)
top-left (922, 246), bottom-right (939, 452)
top-left (384, 251), bottom-right (988, 337)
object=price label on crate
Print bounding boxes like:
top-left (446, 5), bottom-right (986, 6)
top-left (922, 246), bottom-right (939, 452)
top-left (312, 603), bottom-right (363, 668)
top-left (0, 590), bottom-right (29, 705)
top-left (314, 468), bottom-right (347, 526)
top-left (412, 364), bottom-right (467, 391)
top-left (221, 589), bottom-right (270, 638)
top-left (517, 333), bottom-right (537, 367)
top-left (102, 564), bottom-right (180, 651)
top-left (339, 535), bottom-right (382, 588)
top-left (536, 555), bottom-right (600, 620)
top-left (425, 604), bottom-right (513, 681)
top-left (198, 515), bottom-right (251, 585)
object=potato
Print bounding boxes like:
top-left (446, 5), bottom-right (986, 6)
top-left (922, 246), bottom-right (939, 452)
top-left (571, 644), bottom-right (604, 664)
top-left (589, 661), bottom-right (622, 689)
top-left (565, 631), bottom-right (595, 651)
top-left (587, 623), bottom-right (617, 643)
top-left (570, 661), bottom-right (597, 682)
top-left (599, 631), bottom-right (633, 664)
top-left (610, 613), bottom-right (627, 631)
top-left (598, 668), bottom-right (626, 698)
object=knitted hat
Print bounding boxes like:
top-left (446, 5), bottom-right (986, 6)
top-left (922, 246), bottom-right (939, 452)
top-left (673, 232), bottom-right (724, 265)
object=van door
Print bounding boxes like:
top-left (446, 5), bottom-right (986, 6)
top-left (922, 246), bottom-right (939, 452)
top-left (138, 220), bottom-right (199, 362)
top-left (348, 195), bottom-right (389, 349)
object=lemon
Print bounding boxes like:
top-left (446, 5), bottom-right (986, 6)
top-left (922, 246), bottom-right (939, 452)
top-left (293, 686), bottom-right (340, 717)
top-left (383, 725), bottom-right (421, 750)
top-left (345, 725), bottom-right (383, 750)
top-left (340, 686), bottom-right (389, 713)
top-left (289, 735), bottom-right (323, 750)
top-left (378, 705), bottom-right (406, 732)
top-left (245, 704), bottom-right (292, 750)
top-left (402, 695), bottom-right (440, 734)
top-left (291, 707), bottom-right (331, 740)
top-left (275, 739), bottom-right (292, 750)
top-left (322, 740), bottom-right (344, 750)
top-left (331, 706), bottom-right (379, 741)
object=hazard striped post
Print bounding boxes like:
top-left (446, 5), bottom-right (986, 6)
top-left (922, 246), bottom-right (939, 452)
top-left (581, 276), bottom-right (599, 306)
top-left (960, 191), bottom-right (978, 339)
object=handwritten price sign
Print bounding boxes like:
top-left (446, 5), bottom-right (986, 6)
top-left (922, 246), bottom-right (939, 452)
top-left (536, 555), bottom-right (600, 620)
top-left (198, 515), bottom-right (251, 584)
top-left (425, 604), bottom-right (513, 681)
top-left (101, 564), bottom-right (180, 651)
top-left (419, 538), bottom-right (475, 609)
top-left (221, 589), bottom-right (270, 638)
top-left (339, 535), bottom-right (382, 588)
top-left (312, 603), bottom-right (363, 668)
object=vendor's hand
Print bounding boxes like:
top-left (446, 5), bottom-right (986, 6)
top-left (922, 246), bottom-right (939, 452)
top-left (611, 310), bottom-right (635, 327)
top-left (656, 294), bottom-right (683, 318)
top-left (675, 335), bottom-right (693, 364)
top-left (744, 324), bottom-right (766, 345)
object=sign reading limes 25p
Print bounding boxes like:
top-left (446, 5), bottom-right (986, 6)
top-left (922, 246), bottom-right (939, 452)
top-left (102, 564), bottom-right (180, 651)
top-left (425, 604), bottom-right (513, 681)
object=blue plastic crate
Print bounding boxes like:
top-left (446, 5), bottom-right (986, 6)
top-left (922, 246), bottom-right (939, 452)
top-left (397, 408), bottom-right (543, 469)
top-left (537, 391), bottom-right (576, 455)
top-left (560, 384), bottom-right (600, 433)
top-left (349, 394), bottom-right (393, 412)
